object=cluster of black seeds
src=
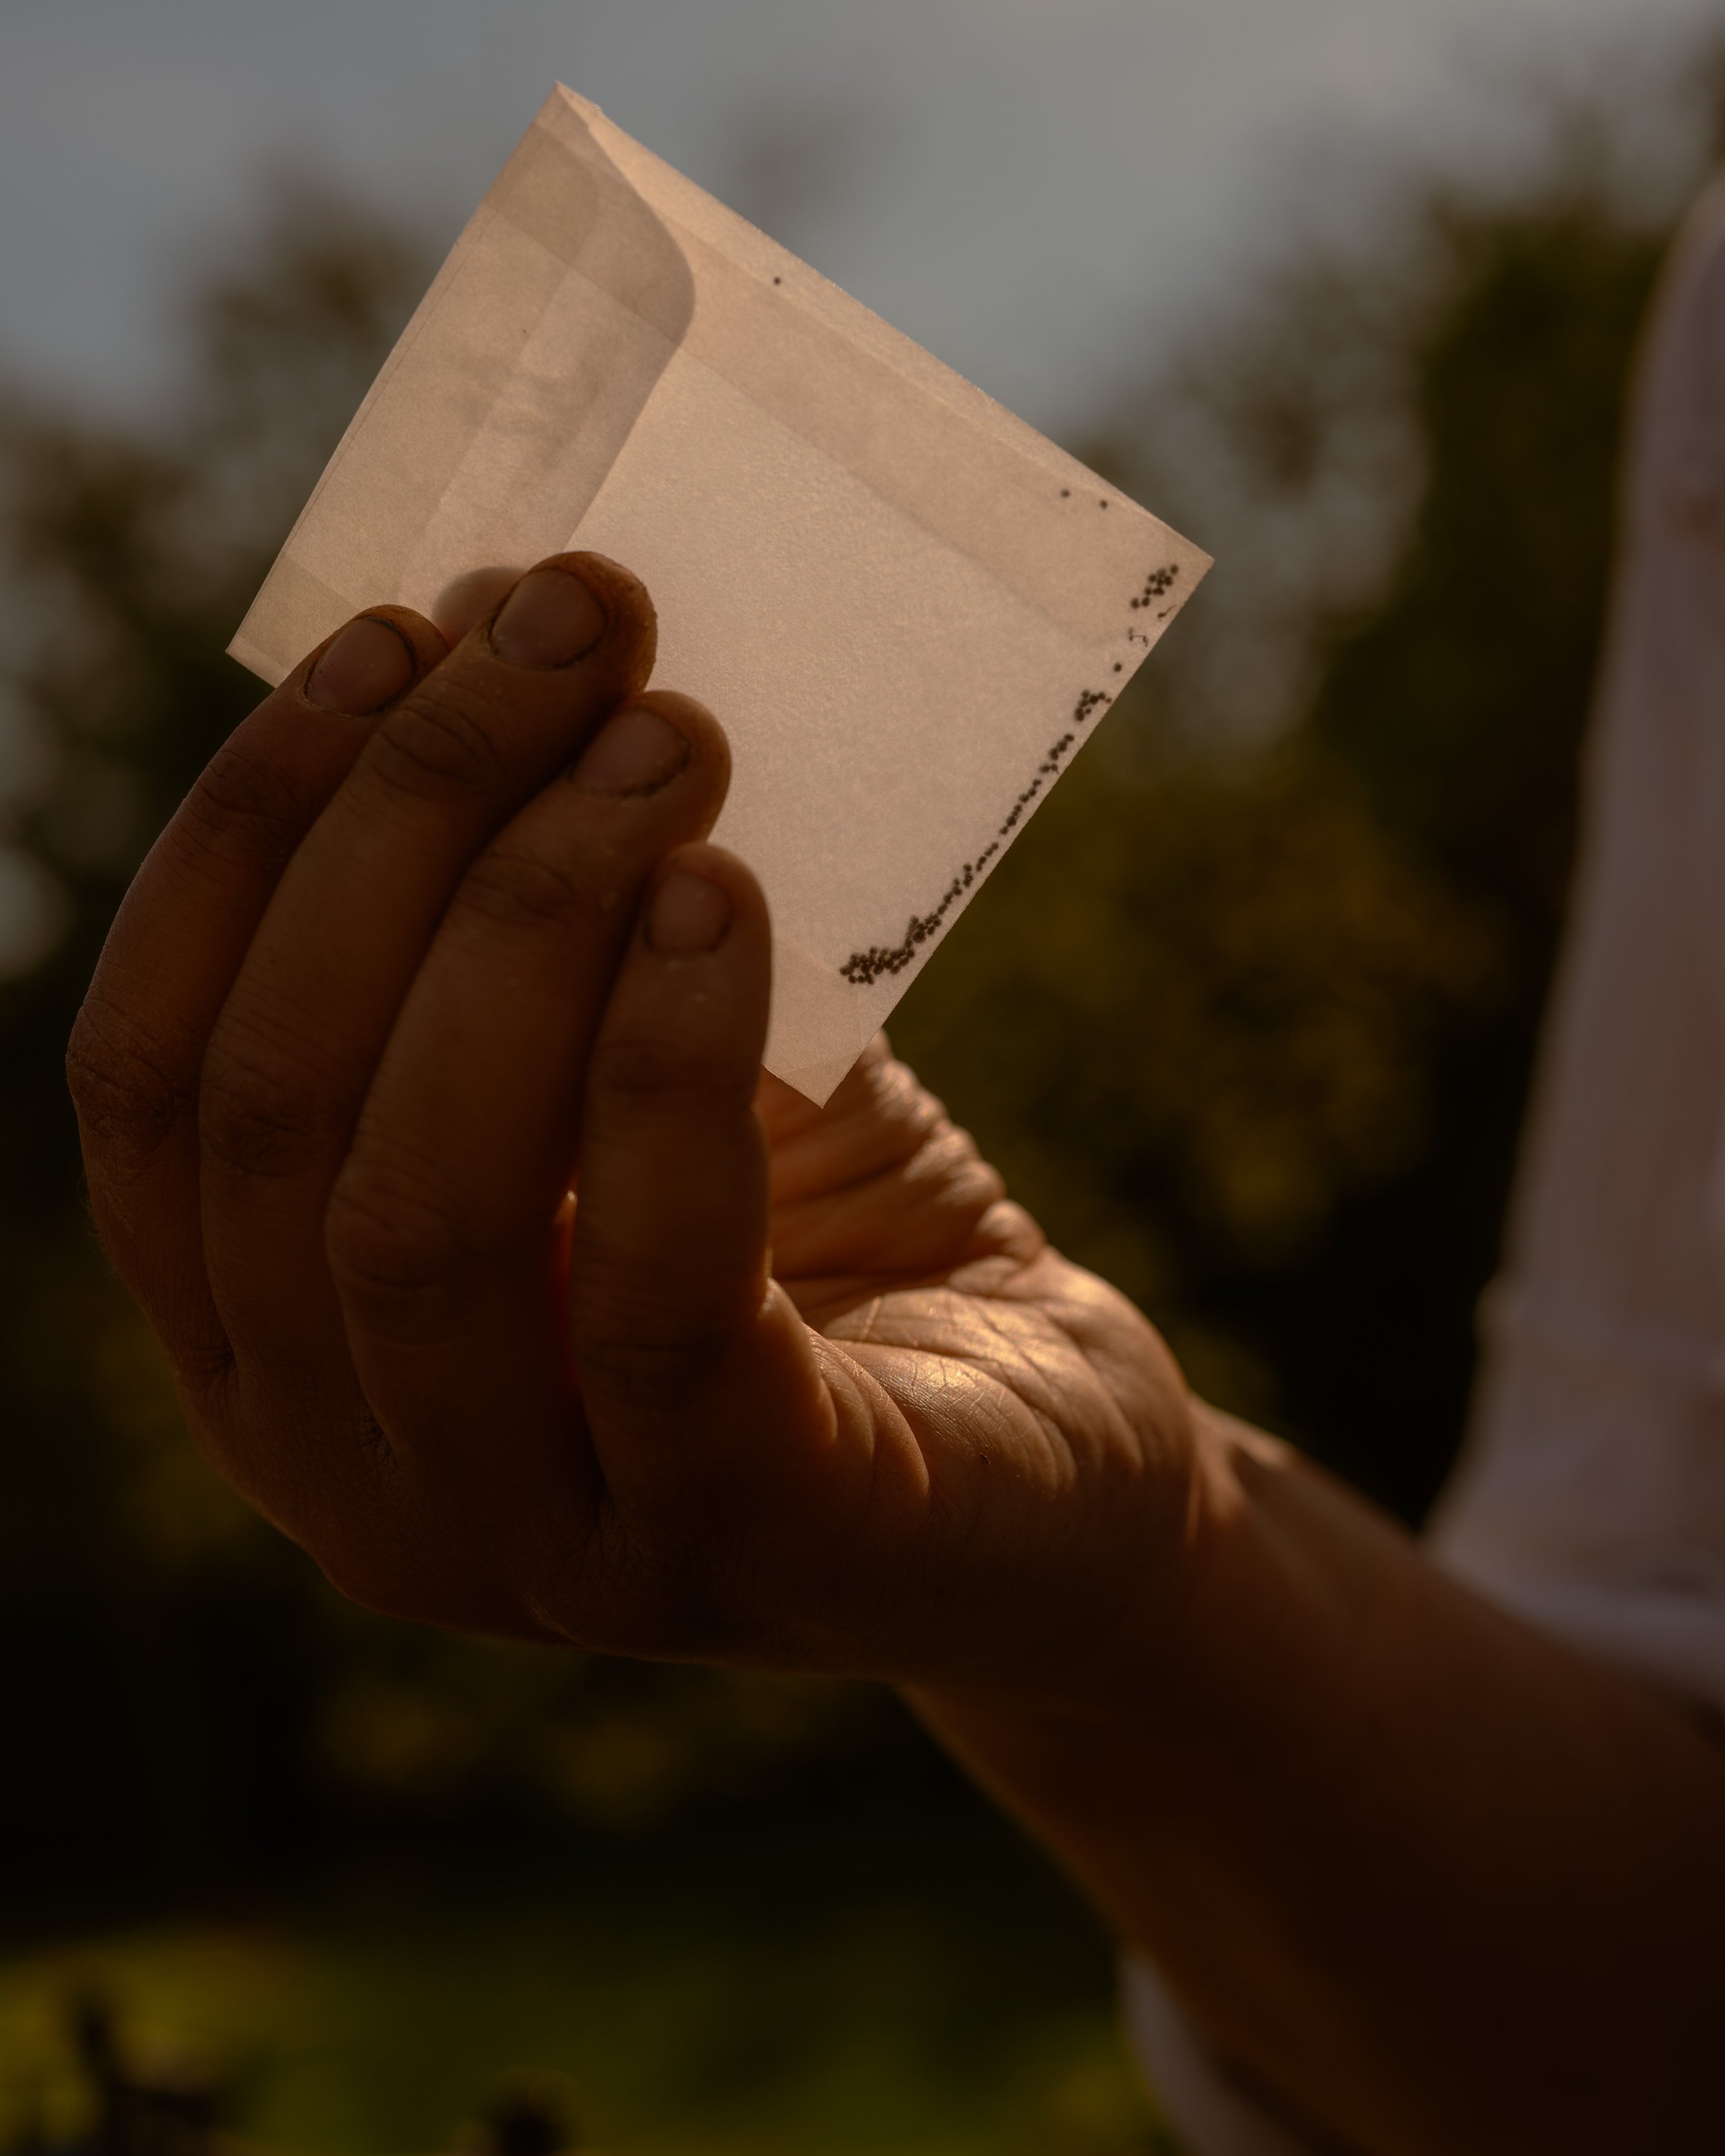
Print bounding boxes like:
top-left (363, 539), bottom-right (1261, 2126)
top-left (838, 688), bottom-right (1112, 987)
top-left (1129, 564), bottom-right (1180, 611)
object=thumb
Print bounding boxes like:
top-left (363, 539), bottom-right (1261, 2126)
top-left (571, 845), bottom-right (836, 1526)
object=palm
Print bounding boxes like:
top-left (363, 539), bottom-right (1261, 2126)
top-left (745, 1043), bottom-right (1195, 1689)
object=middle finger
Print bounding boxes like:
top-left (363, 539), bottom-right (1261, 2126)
top-left (197, 553), bottom-right (655, 1464)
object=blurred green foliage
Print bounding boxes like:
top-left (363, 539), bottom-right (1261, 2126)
top-left (896, 123), bottom-right (1686, 1511)
top-left (0, 190), bottom-right (891, 1910)
top-left (0, 70), bottom-right (1711, 1923)
top-left (0, 188), bottom-right (436, 1906)
top-left (0, 1803), bottom-right (1167, 2156)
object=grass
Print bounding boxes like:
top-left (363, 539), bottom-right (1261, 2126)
top-left (0, 1796), bottom-right (1179, 2156)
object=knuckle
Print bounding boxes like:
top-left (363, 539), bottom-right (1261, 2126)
top-left (922, 1118), bottom-right (999, 1191)
top-left (199, 1016), bottom-right (330, 1181)
top-left (170, 1334), bottom-right (240, 1414)
top-left (589, 1029), bottom-right (755, 1111)
top-left (454, 845), bottom-right (600, 936)
top-left (177, 733), bottom-right (318, 871)
top-left (871, 1050), bottom-right (947, 1136)
top-left (366, 678), bottom-right (509, 801)
top-left (573, 1270), bottom-right (734, 1398)
top-left (66, 993), bottom-right (195, 1174)
top-left (324, 1163), bottom-right (470, 1342)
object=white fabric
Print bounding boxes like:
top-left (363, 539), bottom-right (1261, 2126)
top-left (1128, 175), bottom-right (1725, 2150)
top-left (1428, 172), bottom-right (1725, 1697)
top-left (1125, 1962), bottom-right (1334, 2156)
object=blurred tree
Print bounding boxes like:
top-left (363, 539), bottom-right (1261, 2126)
top-left (0, 186), bottom-right (437, 1903)
top-left (895, 110), bottom-right (1690, 1517)
top-left (0, 188), bottom-right (886, 1903)
top-left (1280, 180), bottom-right (1669, 1510)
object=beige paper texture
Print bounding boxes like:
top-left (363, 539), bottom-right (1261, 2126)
top-left (233, 86), bottom-right (1210, 1103)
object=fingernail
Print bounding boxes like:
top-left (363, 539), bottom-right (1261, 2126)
top-left (306, 616), bottom-right (415, 715)
top-left (648, 870), bottom-right (733, 955)
top-left (571, 706), bottom-right (688, 795)
top-left (491, 565), bottom-right (607, 669)
top-left (433, 562), bottom-right (526, 644)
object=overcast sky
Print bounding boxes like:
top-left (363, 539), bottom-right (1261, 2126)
top-left (4, 0), bottom-right (1719, 442)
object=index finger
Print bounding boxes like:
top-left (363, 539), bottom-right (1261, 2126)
top-left (67, 605), bottom-right (447, 1383)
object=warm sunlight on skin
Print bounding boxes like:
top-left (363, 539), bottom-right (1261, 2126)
top-left (70, 551), bottom-right (1725, 2156)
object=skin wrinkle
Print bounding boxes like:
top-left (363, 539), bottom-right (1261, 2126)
top-left (492, 1446), bottom-right (612, 1634)
top-left (767, 1135), bottom-right (1007, 1285)
top-left (867, 1348), bottom-right (1000, 1551)
top-left (323, 1172), bottom-right (484, 1345)
top-left (774, 1272), bottom-right (909, 1329)
top-left (940, 1296), bottom-right (1076, 1461)
top-left (199, 1060), bottom-right (342, 1186)
top-left (66, 990), bottom-right (201, 1177)
top-left (175, 737), bottom-right (328, 870)
top-left (848, 1318), bottom-right (1072, 1512)
top-left (769, 1092), bottom-right (943, 1203)
top-left (171, 1329), bottom-right (240, 1413)
top-left (307, 773), bottom-right (490, 853)
top-left (452, 843), bottom-right (613, 936)
top-left (833, 1267), bottom-right (1076, 1445)
top-left (341, 1098), bottom-right (562, 1256)
top-left (770, 1123), bottom-right (955, 1221)
top-left (1018, 1267), bottom-right (1153, 1387)
top-left (210, 1372), bottom-right (400, 1525)
top-left (202, 983), bottom-right (364, 1120)
top-left (833, 1287), bottom-right (889, 1348)
top-left (760, 1044), bottom-right (944, 1203)
top-left (331, 1398), bottom-right (401, 1490)
top-left (364, 677), bottom-right (523, 802)
top-left (780, 1364), bottom-right (940, 1656)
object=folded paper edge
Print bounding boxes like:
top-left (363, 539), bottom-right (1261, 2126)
top-left (227, 88), bottom-right (695, 686)
top-left (765, 932), bottom-right (875, 1105)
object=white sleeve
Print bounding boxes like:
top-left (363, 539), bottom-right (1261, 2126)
top-left (1123, 1960), bottom-right (1339, 2155)
top-left (1128, 175), bottom-right (1725, 2153)
top-left (1426, 171), bottom-right (1725, 1721)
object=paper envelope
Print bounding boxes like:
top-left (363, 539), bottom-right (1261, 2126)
top-left (232, 86), bottom-right (1210, 1102)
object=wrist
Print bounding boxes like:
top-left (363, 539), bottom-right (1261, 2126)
top-left (896, 1406), bottom-right (1312, 1956)
top-left (901, 1396), bottom-right (1260, 1747)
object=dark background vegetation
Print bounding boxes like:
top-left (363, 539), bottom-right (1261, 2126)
top-left (0, 38), bottom-right (1719, 2154)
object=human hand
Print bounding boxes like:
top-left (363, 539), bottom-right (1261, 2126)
top-left (70, 553), bottom-right (1201, 1699)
